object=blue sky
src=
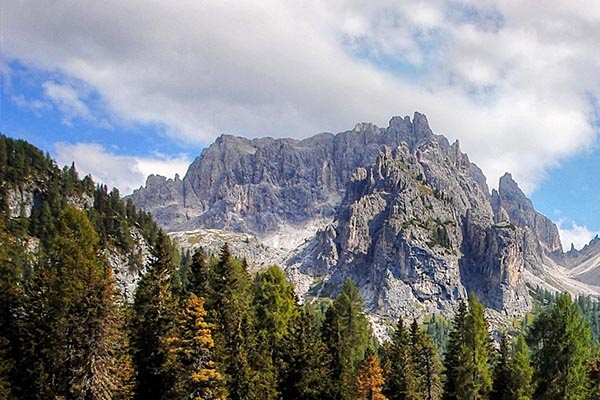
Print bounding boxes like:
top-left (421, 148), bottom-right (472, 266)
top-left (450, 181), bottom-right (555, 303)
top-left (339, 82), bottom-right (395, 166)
top-left (2, 1), bottom-right (600, 249)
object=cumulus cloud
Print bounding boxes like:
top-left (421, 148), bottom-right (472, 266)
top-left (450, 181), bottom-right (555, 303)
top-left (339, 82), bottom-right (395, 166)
top-left (3, 1), bottom-right (600, 192)
top-left (54, 143), bottom-right (190, 195)
top-left (557, 220), bottom-right (600, 251)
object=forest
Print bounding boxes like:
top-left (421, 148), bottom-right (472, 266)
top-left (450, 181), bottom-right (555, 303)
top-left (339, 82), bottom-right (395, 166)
top-left (1, 134), bottom-right (600, 399)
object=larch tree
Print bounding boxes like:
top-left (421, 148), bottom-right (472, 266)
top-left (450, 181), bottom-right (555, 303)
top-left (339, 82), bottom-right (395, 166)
top-left (456, 293), bottom-right (493, 400)
top-left (165, 293), bottom-right (225, 400)
top-left (356, 352), bottom-right (388, 400)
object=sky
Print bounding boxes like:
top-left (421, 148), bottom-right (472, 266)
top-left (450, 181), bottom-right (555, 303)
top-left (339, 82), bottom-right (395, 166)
top-left (1, 1), bottom-right (600, 250)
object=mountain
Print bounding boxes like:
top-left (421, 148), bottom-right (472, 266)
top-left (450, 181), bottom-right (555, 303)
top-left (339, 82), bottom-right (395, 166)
top-left (130, 113), bottom-right (600, 319)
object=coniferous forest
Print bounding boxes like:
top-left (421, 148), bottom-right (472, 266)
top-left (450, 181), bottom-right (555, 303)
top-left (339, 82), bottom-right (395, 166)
top-left (3, 135), bottom-right (600, 399)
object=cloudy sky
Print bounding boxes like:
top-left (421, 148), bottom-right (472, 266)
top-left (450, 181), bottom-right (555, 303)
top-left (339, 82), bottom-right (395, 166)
top-left (2, 0), bottom-right (600, 249)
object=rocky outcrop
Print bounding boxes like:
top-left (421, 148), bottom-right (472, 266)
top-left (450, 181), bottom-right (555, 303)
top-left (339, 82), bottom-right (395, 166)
top-left (130, 113), bottom-right (449, 236)
top-left (132, 112), bottom-right (600, 320)
top-left (292, 135), bottom-right (530, 318)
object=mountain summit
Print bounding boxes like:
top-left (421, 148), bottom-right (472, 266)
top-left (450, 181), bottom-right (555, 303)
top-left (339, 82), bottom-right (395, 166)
top-left (131, 113), bottom-right (600, 319)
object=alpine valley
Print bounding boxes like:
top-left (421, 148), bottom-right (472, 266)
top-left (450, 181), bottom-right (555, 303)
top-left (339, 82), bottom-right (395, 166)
top-left (130, 112), bottom-right (600, 324)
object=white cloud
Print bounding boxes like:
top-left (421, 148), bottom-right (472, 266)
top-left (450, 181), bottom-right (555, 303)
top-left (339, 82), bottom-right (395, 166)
top-left (11, 94), bottom-right (52, 116)
top-left (557, 220), bottom-right (600, 251)
top-left (3, 1), bottom-right (600, 193)
top-left (42, 81), bottom-right (92, 126)
top-left (54, 143), bottom-right (190, 195)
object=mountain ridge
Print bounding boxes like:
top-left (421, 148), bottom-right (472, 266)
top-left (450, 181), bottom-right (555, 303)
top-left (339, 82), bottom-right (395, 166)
top-left (130, 112), bottom-right (600, 319)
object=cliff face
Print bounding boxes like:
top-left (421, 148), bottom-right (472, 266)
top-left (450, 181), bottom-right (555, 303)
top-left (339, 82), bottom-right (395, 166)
top-left (291, 134), bottom-right (530, 318)
top-left (131, 113), bottom-right (440, 235)
top-left (131, 112), bottom-right (600, 319)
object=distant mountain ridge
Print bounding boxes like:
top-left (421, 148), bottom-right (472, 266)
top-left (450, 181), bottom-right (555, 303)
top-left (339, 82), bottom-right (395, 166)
top-left (130, 113), bottom-right (600, 319)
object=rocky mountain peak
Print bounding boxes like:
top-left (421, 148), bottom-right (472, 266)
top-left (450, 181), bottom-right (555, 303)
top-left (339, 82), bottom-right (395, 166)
top-left (131, 112), bottom-right (600, 322)
top-left (492, 172), bottom-right (562, 254)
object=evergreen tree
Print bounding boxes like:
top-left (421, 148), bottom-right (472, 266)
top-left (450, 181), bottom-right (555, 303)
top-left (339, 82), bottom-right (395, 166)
top-left (165, 293), bottom-right (225, 400)
top-left (323, 279), bottom-right (373, 400)
top-left (508, 334), bottom-right (533, 400)
top-left (251, 265), bottom-right (297, 398)
top-left (356, 352), bottom-right (388, 400)
top-left (20, 207), bottom-right (122, 399)
top-left (411, 319), bottom-right (443, 400)
top-left (491, 332), bottom-right (511, 400)
top-left (131, 230), bottom-right (179, 400)
top-left (280, 305), bottom-right (332, 400)
top-left (456, 293), bottom-right (493, 400)
top-left (528, 292), bottom-right (592, 399)
top-left (208, 244), bottom-right (259, 399)
top-left (384, 318), bottom-right (419, 400)
top-left (443, 301), bottom-right (468, 400)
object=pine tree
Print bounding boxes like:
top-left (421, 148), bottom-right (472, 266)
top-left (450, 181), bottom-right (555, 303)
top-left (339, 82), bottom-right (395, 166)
top-left (528, 292), bottom-right (592, 399)
top-left (443, 301), bottom-right (468, 400)
top-left (165, 293), bottom-right (225, 400)
top-left (384, 318), bottom-right (419, 400)
top-left (411, 319), bottom-right (443, 400)
top-left (508, 334), bottom-right (533, 400)
top-left (131, 230), bottom-right (179, 400)
top-left (356, 352), bottom-right (388, 400)
top-left (280, 305), bottom-right (332, 400)
top-left (491, 332), bottom-right (511, 400)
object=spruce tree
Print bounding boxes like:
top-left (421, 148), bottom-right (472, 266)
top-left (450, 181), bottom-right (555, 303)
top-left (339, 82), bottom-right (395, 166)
top-left (280, 305), bottom-right (332, 400)
top-left (443, 301), bottom-right (468, 400)
top-left (528, 292), bottom-right (592, 399)
top-left (208, 244), bottom-right (258, 399)
top-left (131, 230), bottom-right (179, 400)
top-left (508, 334), bottom-right (533, 400)
top-left (491, 332), bottom-right (511, 400)
top-left (411, 319), bottom-right (443, 400)
top-left (384, 318), bottom-right (419, 400)
top-left (356, 352), bottom-right (388, 400)
top-left (20, 207), bottom-right (122, 399)
top-left (323, 280), bottom-right (372, 400)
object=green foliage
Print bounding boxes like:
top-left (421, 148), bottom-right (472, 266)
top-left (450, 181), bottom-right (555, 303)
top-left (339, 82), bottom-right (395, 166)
top-left (323, 279), bottom-right (373, 400)
top-left (411, 319), bottom-right (443, 400)
top-left (18, 207), bottom-right (123, 399)
top-left (280, 306), bottom-right (332, 400)
top-left (456, 293), bottom-right (493, 400)
top-left (131, 231), bottom-right (180, 400)
top-left (509, 334), bottom-right (534, 400)
top-left (383, 318), bottom-right (420, 400)
top-left (528, 292), bottom-right (593, 400)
